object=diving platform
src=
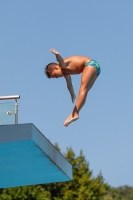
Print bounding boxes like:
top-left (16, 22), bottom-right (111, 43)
top-left (0, 95), bottom-right (72, 188)
top-left (0, 123), bottom-right (72, 188)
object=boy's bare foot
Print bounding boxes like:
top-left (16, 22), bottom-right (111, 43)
top-left (64, 113), bottom-right (79, 127)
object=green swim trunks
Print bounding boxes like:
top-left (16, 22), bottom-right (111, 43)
top-left (85, 60), bottom-right (101, 76)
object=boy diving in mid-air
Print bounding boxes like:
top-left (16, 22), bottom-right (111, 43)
top-left (45, 48), bottom-right (101, 127)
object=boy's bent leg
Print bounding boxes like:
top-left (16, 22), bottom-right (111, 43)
top-left (64, 66), bottom-right (97, 126)
top-left (78, 75), bottom-right (97, 111)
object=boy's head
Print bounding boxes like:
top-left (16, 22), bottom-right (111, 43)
top-left (44, 62), bottom-right (63, 78)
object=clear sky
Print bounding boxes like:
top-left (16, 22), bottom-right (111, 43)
top-left (0, 1), bottom-right (133, 187)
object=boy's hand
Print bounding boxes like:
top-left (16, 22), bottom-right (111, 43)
top-left (71, 94), bottom-right (76, 103)
top-left (50, 48), bottom-right (60, 55)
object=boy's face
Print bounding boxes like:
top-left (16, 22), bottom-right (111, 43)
top-left (50, 66), bottom-right (63, 78)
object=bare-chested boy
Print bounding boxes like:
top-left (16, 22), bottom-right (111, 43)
top-left (45, 48), bottom-right (101, 127)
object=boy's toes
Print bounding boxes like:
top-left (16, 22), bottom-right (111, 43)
top-left (64, 120), bottom-right (68, 127)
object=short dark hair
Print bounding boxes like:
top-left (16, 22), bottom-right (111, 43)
top-left (44, 62), bottom-right (57, 78)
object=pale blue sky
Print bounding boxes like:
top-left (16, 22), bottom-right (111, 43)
top-left (0, 1), bottom-right (133, 187)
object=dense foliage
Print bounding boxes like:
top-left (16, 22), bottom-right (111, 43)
top-left (104, 185), bottom-right (133, 200)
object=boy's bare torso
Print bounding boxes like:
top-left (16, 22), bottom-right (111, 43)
top-left (60, 56), bottom-right (91, 76)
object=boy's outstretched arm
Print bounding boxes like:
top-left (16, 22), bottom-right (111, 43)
top-left (50, 48), bottom-right (65, 68)
top-left (50, 48), bottom-right (76, 103)
top-left (65, 75), bottom-right (76, 103)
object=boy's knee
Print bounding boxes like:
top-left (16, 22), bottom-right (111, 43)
top-left (80, 85), bottom-right (88, 92)
top-left (79, 87), bottom-right (88, 96)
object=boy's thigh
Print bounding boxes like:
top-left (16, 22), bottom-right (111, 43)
top-left (81, 66), bottom-right (97, 90)
top-left (88, 75), bottom-right (97, 91)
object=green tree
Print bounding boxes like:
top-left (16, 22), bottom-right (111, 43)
top-left (42, 144), bottom-right (108, 200)
top-left (104, 185), bottom-right (133, 200)
top-left (0, 186), bottom-right (51, 200)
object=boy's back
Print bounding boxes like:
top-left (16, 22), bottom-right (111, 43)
top-left (62, 56), bottom-right (92, 75)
